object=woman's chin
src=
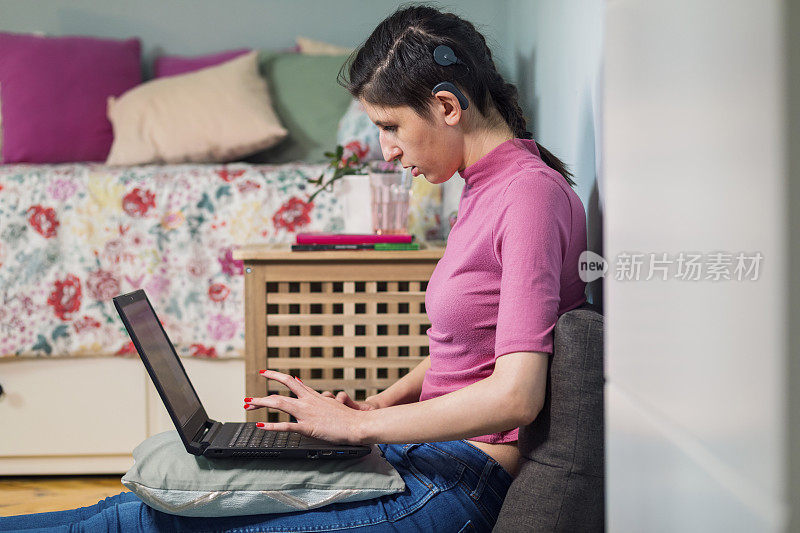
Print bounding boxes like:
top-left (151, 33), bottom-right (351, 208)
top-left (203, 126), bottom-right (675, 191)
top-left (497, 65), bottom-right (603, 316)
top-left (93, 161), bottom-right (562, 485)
top-left (424, 173), bottom-right (451, 185)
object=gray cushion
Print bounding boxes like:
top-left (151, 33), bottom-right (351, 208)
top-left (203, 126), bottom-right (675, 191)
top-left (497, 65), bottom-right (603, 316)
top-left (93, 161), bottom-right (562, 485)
top-left (122, 430), bottom-right (405, 517)
top-left (493, 304), bottom-right (604, 532)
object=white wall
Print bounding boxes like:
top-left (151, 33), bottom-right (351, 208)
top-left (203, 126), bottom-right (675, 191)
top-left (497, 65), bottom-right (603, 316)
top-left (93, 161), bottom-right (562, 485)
top-left (604, 0), bottom-right (789, 530)
top-left (787, 0), bottom-right (800, 529)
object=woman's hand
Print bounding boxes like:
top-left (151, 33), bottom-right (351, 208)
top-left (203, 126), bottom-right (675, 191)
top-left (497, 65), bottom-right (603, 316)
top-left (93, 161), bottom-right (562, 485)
top-left (320, 390), bottom-right (380, 411)
top-left (244, 370), bottom-right (367, 445)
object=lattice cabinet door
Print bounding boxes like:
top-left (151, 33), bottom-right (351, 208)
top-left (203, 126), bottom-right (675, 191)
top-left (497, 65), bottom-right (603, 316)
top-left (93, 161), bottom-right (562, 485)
top-left (235, 245), bottom-right (445, 425)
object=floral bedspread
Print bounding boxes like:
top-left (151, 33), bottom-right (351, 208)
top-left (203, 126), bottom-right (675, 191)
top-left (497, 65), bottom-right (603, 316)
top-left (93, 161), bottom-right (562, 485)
top-left (0, 163), bottom-right (443, 359)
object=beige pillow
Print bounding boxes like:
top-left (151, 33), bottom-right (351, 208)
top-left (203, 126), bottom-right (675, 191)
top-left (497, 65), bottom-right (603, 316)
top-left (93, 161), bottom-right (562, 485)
top-left (296, 36), bottom-right (354, 55)
top-left (106, 51), bottom-right (287, 165)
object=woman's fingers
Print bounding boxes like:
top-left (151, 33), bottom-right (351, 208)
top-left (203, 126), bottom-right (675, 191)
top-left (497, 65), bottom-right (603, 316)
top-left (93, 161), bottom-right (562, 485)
top-left (259, 369), bottom-right (306, 396)
top-left (322, 390), bottom-right (361, 409)
top-left (336, 391), bottom-right (360, 409)
top-left (255, 421), bottom-right (304, 434)
top-left (246, 394), bottom-right (296, 416)
top-left (321, 390), bottom-right (358, 409)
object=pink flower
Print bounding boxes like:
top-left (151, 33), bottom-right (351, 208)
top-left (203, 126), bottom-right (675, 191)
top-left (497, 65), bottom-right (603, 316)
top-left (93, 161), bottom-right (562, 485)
top-left (161, 211), bottom-right (185, 230)
top-left (145, 275), bottom-right (171, 299)
top-left (207, 314), bottom-right (237, 341)
top-left (47, 178), bottom-right (79, 201)
top-left (86, 269), bottom-right (121, 301)
top-left (218, 248), bottom-right (243, 276)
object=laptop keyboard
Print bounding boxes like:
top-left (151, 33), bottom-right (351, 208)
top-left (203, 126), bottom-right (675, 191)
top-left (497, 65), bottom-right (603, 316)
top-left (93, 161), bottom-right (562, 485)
top-left (228, 423), bottom-right (303, 448)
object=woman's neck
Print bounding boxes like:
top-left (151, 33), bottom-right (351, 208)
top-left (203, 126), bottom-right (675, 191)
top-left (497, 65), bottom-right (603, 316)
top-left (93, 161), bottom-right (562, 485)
top-left (461, 125), bottom-right (515, 170)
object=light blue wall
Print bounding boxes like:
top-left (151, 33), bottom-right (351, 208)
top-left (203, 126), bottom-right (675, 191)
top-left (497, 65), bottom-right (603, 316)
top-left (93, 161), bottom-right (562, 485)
top-left (0, 0), bottom-right (511, 77)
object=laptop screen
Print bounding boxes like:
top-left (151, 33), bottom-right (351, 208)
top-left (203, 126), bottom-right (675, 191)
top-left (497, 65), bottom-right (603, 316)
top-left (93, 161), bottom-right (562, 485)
top-left (120, 297), bottom-right (203, 427)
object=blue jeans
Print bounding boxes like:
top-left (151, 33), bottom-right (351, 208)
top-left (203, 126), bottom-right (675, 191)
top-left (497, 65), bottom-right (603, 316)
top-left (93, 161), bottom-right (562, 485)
top-left (0, 440), bottom-right (513, 532)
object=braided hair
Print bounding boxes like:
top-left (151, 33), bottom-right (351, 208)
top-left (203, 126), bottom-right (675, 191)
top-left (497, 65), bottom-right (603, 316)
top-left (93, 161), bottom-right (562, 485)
top-left (339, 4), bottom-right (576, 187)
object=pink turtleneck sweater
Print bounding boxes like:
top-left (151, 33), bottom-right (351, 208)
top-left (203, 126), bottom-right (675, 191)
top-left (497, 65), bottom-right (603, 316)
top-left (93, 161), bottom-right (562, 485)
top-left (420, 138), bottom-right (587, 443)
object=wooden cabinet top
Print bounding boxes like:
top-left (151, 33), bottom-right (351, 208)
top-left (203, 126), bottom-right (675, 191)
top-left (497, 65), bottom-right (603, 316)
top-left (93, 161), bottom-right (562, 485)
top-left (233, 241), bottom-right (447, 262)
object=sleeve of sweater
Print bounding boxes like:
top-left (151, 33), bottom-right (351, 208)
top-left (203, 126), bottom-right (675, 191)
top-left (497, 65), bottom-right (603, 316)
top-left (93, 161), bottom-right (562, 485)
top-left (492, 173), bottom-right (572, 357)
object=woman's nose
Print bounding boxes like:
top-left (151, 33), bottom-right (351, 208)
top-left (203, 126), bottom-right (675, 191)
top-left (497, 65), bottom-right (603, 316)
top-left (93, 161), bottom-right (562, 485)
top-left (380, 141), bottom-right (401, 162)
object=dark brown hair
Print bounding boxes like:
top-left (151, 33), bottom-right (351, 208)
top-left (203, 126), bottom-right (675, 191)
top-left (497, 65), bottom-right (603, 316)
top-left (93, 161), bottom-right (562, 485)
top-left (339, 4), bottom-right (576, 187)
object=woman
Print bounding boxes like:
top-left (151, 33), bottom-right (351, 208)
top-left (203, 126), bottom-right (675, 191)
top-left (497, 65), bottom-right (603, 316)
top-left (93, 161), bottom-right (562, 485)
top-left (0, 5), bottom-right (587, 532)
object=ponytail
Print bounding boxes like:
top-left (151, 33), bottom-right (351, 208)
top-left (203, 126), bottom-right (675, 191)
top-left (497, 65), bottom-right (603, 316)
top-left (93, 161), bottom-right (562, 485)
top-left (535, 143), bottom-right (576, 188)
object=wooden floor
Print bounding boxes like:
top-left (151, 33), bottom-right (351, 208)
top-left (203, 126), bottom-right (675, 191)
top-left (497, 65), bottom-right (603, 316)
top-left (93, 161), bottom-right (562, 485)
top-left (0, 476), bottom-right (126, 517)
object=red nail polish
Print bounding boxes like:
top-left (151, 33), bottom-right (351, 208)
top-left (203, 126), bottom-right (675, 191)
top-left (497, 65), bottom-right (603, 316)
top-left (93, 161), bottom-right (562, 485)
top-left (244, 397), bottom-right (252, 402)
top-left (256, 422), bottom-right (265, 428)
top-left (243, 404), bottom-right (249, 409)
top-left (294, 376), bottom-right (303, 383)
top-left (259, 369), bottom-right (267, 374)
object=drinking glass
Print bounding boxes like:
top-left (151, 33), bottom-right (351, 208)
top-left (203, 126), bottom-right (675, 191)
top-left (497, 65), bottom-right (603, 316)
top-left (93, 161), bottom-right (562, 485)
top-left (368, 165), bottom-right (413, 235)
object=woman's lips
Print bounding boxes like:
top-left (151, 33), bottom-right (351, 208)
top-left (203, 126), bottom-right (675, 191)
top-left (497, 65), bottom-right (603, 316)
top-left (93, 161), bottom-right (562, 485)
top-left (411, 166), bottom-right (420, 177)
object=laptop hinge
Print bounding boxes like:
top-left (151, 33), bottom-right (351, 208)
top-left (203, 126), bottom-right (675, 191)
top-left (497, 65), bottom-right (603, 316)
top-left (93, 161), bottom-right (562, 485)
top-left (188, 421), bottom-right (221, 454)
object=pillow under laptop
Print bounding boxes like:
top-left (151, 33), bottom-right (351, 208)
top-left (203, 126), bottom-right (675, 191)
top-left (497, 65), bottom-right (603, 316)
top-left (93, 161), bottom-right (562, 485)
top-left (122, 430), bottom-right (405, 517)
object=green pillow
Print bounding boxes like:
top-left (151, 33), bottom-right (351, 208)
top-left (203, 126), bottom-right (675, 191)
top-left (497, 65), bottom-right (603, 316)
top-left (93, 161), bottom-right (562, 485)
top-left (249, 51), bottom-right (352, 164)
top-left (121, 430), bottom-right (405, 517)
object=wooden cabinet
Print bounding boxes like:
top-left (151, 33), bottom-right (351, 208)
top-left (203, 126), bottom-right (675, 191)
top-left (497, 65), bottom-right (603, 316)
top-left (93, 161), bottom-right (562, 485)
top-left (233, 243), bottom-right (445, 423)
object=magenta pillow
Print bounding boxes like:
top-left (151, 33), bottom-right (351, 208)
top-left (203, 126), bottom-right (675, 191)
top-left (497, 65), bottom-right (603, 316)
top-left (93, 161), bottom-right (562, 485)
top-left (0, 32), bottom-right (141, 164)
top-left (153, 49), bottom-right (252, 78)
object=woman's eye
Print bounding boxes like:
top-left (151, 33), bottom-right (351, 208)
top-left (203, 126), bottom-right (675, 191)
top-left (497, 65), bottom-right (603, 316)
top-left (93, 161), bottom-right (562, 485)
top-left (382, 125), bottom-right (397, 133)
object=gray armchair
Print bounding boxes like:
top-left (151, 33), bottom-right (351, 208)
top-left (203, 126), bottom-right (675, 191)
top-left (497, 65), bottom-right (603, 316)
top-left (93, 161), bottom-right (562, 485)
top-left (493, 303), bottom-right (605, 532)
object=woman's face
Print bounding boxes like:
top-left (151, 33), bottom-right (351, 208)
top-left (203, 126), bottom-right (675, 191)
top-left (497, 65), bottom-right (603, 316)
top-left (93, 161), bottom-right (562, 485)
top-left (359, 99), bottom-right (463, 184)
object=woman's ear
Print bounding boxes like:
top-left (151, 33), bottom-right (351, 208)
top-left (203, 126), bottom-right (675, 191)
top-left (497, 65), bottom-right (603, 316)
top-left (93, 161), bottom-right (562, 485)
top-left (432, 90), bottom-right (463, 127)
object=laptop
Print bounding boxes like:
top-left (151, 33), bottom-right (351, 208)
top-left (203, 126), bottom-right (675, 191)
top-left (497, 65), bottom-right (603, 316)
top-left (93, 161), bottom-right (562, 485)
top-left (113, 289), bottom-right (371, 460)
